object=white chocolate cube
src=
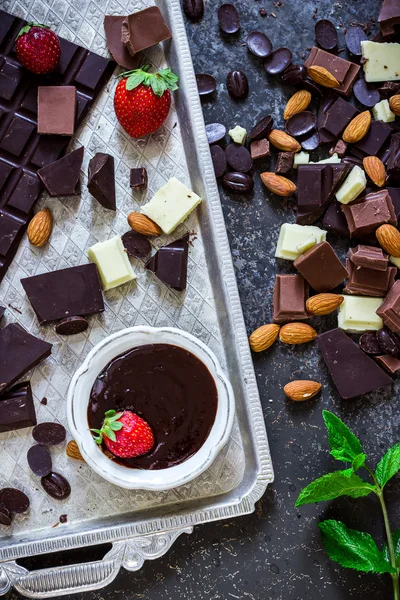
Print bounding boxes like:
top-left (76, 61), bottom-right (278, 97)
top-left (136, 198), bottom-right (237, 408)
top-left (338, 295), bottom-right (384, 332)
top-left (88, 236), bottom-right (136, 291)
top-left (372, 99), bottom-right (395, 123)
top-left (293, 152), bottom-right (310, 168)
top-left (361, 41), bottom-right (400, 82)
top-left (390, 256), bottom-right (400, 268)
top-left (336, 166), bottom-right (367, 205)
top-left (228, 125), bottom-right (247, 144)
top-left (142, 177), bottom-right (202, 235)
top-left (275, 223), bottom-right (327, 261)
top-left (310, 153), bottom-right (341, 164)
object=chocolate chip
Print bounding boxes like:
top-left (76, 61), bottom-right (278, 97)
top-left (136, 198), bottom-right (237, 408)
top-left (248, 116), bottom-right (274, 141)
top-left (206, 123), bottom-right (226, 145)
top-left (377, 328), bottom-right (400, 357)
top-left (41, 472), bottom-right (71, 500)
top-left (315, 19), bottom-right (338, 51)
top-left (211, 145), bottom-right (227, 178)
top-left (226, 70), bottom-right (249, 99)
top-left (225, 144), bottom-right (253, 173)
top-left (246, 31), bottom-right (272, 58)
top-left (359, 331), bottom-right (382, 355)
top-left (27, 445), bottom-right (52, 477)
top-left (222, 172), bottom-right (254, 193)
top-left (183, 0), bottom-right (204, 21)
top-left (55, 316), bottom-right (89, 336)
top-left (0, 488), bottom-right (30, 514)
top-left (59, 514), bottom-right (68, 523)
top-left (345, 26), bottom-right (368, 56)
top-left (41, 397), bottom-right (47, 405)
top-left (264, 47), bottom-right (292, 75)
top-left (353, 78), bottom-right (380, 108)
top-left (196, 73), bottom-right (217, 96)
top-left (301, 130), bottom-right (320, 151)
top-left (218, 3), bottom-right (240, 33)
top-left (285, 111), bottom-right (316, 137)
top-left (122, 230), bottom-right (152, 259)
top-left (280, 64), bottom-right (307, 86)
top-left (32, 422), bottom-right (66, 446)
top-left (0, 507), bottom-right (12, 527)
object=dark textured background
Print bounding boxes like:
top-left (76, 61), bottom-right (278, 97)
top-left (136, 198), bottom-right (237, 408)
top-left (6, 1), bottom-right (400, 598)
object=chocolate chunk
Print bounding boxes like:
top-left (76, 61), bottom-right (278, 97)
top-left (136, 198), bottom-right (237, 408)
top-left (33, 423), bottom-right (66, 446)
top-left (315, 19), bottom-right (338, 51)
top-left (55, 316), bottom-right (89, 336)
top-left (388, 187), bottom-right (400, 220)
top-left (378, 0), bottom-right (400, 35)
top-left (27, 445), bottom-right (52, 477)
top-left (387, 133), bottom-right (400, 185)
top-left (0, 488), bottom-right (30, 514)
top-left (226, 70), bottom-right (249, 99)
top-left (348, 245), bottom-right (388, 271)
top-left (206, 123), bottom-right (226, 144)
top-left (359, 331), bottom-right (382, 355)
top-left (0, 306), bottom-right (4, 321)
top-left (103, 16), bottom-right (138, 70)
top-left (376, 355), bottom-right (400, 374)
top-left (250, 139), bottom-right (270, 160)
top-left (222, 172), bottom-right (254, 193)
top-left (87, 153), bottom-right (116, 210)
top-left (183, 0), bottom-right (204, 21)
top-left (322, 200), bottom-right (350, 236)
top-left (248, 116), bottom-right (273, 141)
top-left (377, 328), bottom-right (400, 357)
top-left (280, 64), bottom-right (307, 86)
top-left (0, 382), bottom-right (36, 433)
top-left (38, 147), bottom-right (84, 197)
top-left (196, 73), bottom-right (217, 95)
top-left (0, 324), bottom-right (52, 394)
top-left (301, 130), bottom-right (320, 151)
top-left (329, 140), bottom-right (347, 158)
top-left (304, 46), bottom-right (360, 97)
top-left (37, 86), bottom-right (76, 136)
top-left (286, 111), bottom-right (316, 137)
top-left (225, 144), bottom-right (252, 172)
top-left (273, 274), bottom-right (309, 324)
top-left (343, 156), bottom-right (363, 168)
top-left (275, 152), bottom-right (294, 174)
top-left (59, 514), bottom-right (68, 523)
top-left (294, 242), bottom-right (348, 293)
top-left (379, 81), bottom-right (400, 98)
top-left (342, 190), bottom-right (397, 238)
top-left (0, 507), bottom-right (12, 527)
top-left (353, 78), bottom-right (380, 108)
top-left (146, 234), bottom-right (189, 291)
top-left (344, 258), bottom-right (396, 297)
top-left (377, 280), bottom-right (400, 332)
top-left (21, 264), bottom-right (104, 325)
top-left (320, 96), bottom-right (359, 138)
top-left (211, 145), bottom-right (227, 177)
top-left (264, 48), bottom-right (292, 75)
top-left (317, 92), bottom-right (338, 143)
top-left (345, 26), bottom-right (368, 56)
top-left (130, 168), bottom-right (147, 189)
top-left (41, 472), bottom-right (71, 500)
top-left (218, 4), bottom-right (240, 34)
top-left (121, 7), bottom-right (172, 56)
top-left (122, 230), bottom-right (152, 259)
top-left (318, 328), bottom-right (392, 399)
top-left (351, 121), bottom-right (392, 159)
top-left (246, 31), bottom-right (272, 58)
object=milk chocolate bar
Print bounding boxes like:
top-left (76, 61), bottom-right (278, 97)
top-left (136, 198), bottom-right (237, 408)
top-left (344, 258), bottom-right (396, 296)
top-left (0, 382), bottom-right (36, 433)
top-left (294, 242), bottom-right (348, 292)
top-left (273, 274), bottom-right (309, 323)
top-left (342, 190), bottom-right (397, 237)
top-left (304, 46), bottom-right (360, 96)
top-left (103, 15), bottom-right (138, 70)
top-left (348, 245), bottom-right (388, 271)
top-left (121, 7), bottom-right (172, 56)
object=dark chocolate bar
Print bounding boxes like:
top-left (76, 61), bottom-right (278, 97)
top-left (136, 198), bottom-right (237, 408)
top-left (0, 382), bottom-right (36, 433)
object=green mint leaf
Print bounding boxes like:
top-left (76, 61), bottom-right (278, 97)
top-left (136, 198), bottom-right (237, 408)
top-left (109, 422), bottom-right (123, 431)
top-left (126, 72), bottom-right (147, 91)
top-left (383, 527), bottom-right (400, 568)
top-left (103, 426), bottom-right (116, 442)
top-left (375, 443), bottom-right (400, 488)
top-left (352, 453), bottom-right (366, 472)
top-left (319, 520), bottom-right (395, 574)
top-left (322, 410), bottom-right (364, 464)
top-left (296, 469), bottom-right (375, 507)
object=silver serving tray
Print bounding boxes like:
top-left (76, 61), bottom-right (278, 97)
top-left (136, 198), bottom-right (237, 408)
top-left (0, 0), bottom-right (273, 596)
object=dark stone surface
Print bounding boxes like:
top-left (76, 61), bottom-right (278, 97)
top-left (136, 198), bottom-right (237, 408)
top-left (5, 1), bottom-right (400, 599)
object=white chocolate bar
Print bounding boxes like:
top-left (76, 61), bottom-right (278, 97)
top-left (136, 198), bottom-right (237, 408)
top-left (361, 41), bottom-right (400, 82)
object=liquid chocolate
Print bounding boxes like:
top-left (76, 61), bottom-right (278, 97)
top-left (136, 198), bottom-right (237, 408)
top-left (87, 344), bottom-right (218, 470)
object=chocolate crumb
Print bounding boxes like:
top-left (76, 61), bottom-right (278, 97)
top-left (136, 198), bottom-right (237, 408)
top-left (59, 514), bottom-right (68, 523)
top-left (8, 304), bottom-right (22, 314)
top-left (260, 8), bottom-right (267, 16)
top-left (41, 397), bottom-right (48, 406)
top-left (312, 7), bottom-right (318, 19)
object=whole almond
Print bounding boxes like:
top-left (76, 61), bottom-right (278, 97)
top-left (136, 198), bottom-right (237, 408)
top-left (27, 208), bottom-right (52, 247)
top-left (66, 440), bottom-right (84, 461)
top-left (307, 65), bottom-right (339, 88)
top-left (249, 324), bottom-right (280, 352)
top-left (279, 322), bottom-right (317, 345)
top-left (363, 156), bottom-right (386, 187)
top-left (283, 90), bottom-right (312, 120)
top-left (261, 172), bottom-right (297, 197)
top-left (127, 212), bottom-right (162, 236)
top-left (376, 224), bottom-right (400, 258)
top-left (342, 111), bottom-right (371, 143)
top-left (284, 380), bottom-right (321, 401)
top-left (389, 95), bottom-right (400, 116)
top-left (306, 294), bottom-right (344, 316)
top-left (268, 129), bottom-right (301, 152)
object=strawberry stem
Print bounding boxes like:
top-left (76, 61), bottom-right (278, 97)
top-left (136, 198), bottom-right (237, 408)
top-left (90, 410), bottom-right (124, 445)
top-left (120, 66), bottom-right (179, 97)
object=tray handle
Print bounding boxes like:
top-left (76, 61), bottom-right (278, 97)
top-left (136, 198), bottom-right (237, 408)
top-left (0, 528), bottom-right (193, 598)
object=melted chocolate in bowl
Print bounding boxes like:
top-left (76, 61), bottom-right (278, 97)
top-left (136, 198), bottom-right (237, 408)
top-left (87, 344), bottom-right (218, 470)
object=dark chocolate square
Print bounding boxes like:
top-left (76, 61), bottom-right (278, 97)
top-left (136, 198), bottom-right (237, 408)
top-left (0, 60), bottom-right (23, 100)
top-left (0, 116), bottom-right (35, 157)
top-left (0, 213), bottom-right (21, 257)
top-left (0, 382), bottom-right (37, 433)
top-left (352, 120), bottom-right (392, 158)
top-left (320, 97), bottom-right (359, 138)
top-left (6, 173), bottom-right (43, 214)
top-left (130, 167), bottom-right (148, 188)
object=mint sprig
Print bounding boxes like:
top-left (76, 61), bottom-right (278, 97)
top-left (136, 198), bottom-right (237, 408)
top-left (296, 410), bottom-right (400, 599)
top-left (90, 409), bottom-right (123, 445)
top-left (119, 65), bottom-right (179, 97)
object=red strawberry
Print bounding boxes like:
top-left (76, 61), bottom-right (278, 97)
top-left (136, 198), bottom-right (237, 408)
top-left (91, 410), bottom-right (154, 459)
top-left (16, 23), bottom-right (61, 75)
top-left (114, 66), bottom-right (179, 138)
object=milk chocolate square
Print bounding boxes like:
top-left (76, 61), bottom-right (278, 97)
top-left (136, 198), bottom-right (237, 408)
top-left (294, 242), bottom-right (348, 292)
top-left (377, 280), bottom-right (400, 332)
top-left (121, 7), bottom-right (172, 56)
top-left (37, 86), bottom-right (76, 136)
top-left (272, 274), bottom-right (309, 323)
top-left (342, 190), bottom-right (397, 238)
top-left (348, 245), bottom-right (388, 271)
top-left (304, 47), bottom-right (360, 96)
top-left (344, 258), bottom-right (396, 297)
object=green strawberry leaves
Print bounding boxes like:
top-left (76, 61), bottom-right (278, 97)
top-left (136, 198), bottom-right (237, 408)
top-left (90, 410), bottom-right (124, 445)
top-left (296, 469), bottom-right (375, 507)
top-left (319, 520), bottom-right (395, 574)
top-left (121, 65), bottom-right (179, 97)
top-left (16, 23), bottom-right (49, 39)
top-left (323, 410), bottom-right (364, 464)
top-left (375, 443), bottom-right (400, 488)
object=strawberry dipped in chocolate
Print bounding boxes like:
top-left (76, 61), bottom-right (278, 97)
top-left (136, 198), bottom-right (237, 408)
top-left (91, 410), bottom-right (154, 459)
top-left (114, 66), bottom-right (178, 138)
top-left (16, 23), bottom-right (61, 75)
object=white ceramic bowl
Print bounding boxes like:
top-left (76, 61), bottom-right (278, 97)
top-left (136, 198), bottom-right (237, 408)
top-left (67, 326), bottom-right (235, 490)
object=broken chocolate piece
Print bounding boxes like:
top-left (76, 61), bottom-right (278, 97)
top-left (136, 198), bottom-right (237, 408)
top-left (121, 7), bottom-right (172, 56)
top-left (146, 234), bottom-right (189, 291)
top-left (322, 200), bottom-right (350, 236)
top-left (27, 445), bottom-right (52, 477)
top-left (130, 168), bottom-right (148, 189)
top-left (377, 280), bottom-right (400, 332)
top-left (344, 258), bottom-right (396, 296)
top-left (348, 245), bottom-right (388, 271)
top-left (0, 488), bottom-right (30, 514)
top-left (294, 242), bottom-right (348, 293)
top-left (21, 264), bottom-right (104, 325)
top-left (304, 46), bottom-right (360, 96)
top-left (37, 86), bottom-right (76, 136)
top-left (378, 0), bottom-right (400, 36)
top-left (88, 153), bottom-right (116, 210)
top-left (388, 187), bottom-right (400, 220)
top-left (38, 147), bottom-right (84, 197)
top-left (342, 189), bottom-right (397, 238)
top-left (387, 133), bottom-right (400, 185)
top-left (55, 316), bottom-right (89, 336)
top-left (329, 140), bottom-right (347, 158)
top-left (376, 355), bottom-right (400, 374)
top-left (351, 120), bottom-right (392, 159)
top-left (318, 328), bottom-right (392, 399)
top-left (320, 96), bottom-right (359, 139)
top-left (276, 152), bottom-right (294, 175)
top-left (0, 382), bottom-right (36, 433)
top-left (33, 422), bottom-right (66, 446)
top-left (250, 139), bottom-right (270, 160)
top-left (273, 274), bottom-right (309, 323)
top-left (0, 324), bottom-right (52, 394)
top-left (122, 230), bottom-right (152, 259)
top-left (103, 15), bottom-right (138, 70)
